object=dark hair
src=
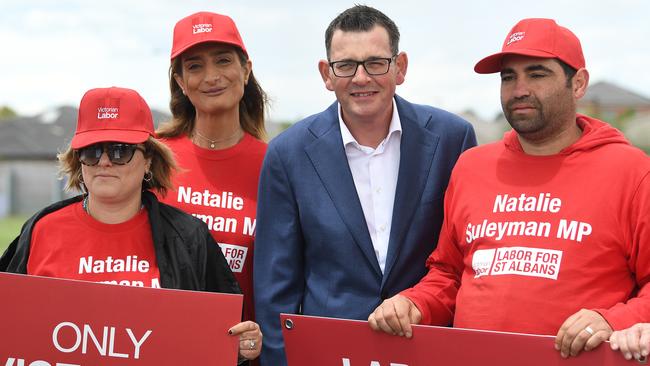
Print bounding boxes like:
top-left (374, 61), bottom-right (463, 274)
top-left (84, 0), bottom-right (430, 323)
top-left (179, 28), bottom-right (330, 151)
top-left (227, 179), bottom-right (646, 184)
top-left (325, 5), bottom-right (400, 59)
top-left (556, 59), bottom-right (578, 87)
top-left (157, 47), bottom-right (268, 141)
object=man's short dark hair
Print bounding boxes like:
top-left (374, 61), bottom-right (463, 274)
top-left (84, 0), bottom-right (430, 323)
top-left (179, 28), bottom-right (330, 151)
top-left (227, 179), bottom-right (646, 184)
top-left (325, 5), bottom-right (400, 60)
top-left (556, 58), bottom-right (578, 87)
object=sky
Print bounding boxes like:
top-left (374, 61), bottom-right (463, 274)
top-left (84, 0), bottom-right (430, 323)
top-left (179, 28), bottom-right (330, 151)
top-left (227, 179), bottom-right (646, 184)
top-left (1, 0), bottom-right (649, 123)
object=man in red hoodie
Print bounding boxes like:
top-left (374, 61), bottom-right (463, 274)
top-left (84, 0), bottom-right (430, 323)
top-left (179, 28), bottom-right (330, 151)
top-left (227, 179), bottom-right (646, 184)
top-left (368, 18), bottom-right (650, 361)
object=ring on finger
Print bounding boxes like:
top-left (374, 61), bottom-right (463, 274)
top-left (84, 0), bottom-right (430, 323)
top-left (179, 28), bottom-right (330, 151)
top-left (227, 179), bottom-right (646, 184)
top-left (583, 326), bottom-right (595, 336)
top-left (249, 339), bottom-right (255, 350)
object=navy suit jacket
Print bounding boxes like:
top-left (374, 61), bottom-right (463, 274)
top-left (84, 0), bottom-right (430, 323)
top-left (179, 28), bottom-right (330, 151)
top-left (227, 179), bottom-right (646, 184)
top-left (254, 95), bottom-right (477, 365)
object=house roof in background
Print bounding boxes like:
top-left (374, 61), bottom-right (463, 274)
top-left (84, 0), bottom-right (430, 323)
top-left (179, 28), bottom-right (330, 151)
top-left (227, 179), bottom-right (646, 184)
top-left (0, 106), bottom-right (170, 160)
top-left (582, 81), bottom-right (650, 107)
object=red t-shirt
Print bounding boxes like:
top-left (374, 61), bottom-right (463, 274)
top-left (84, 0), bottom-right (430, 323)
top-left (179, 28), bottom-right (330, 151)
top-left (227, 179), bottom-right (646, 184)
top-left (160, 133), bottom-right (267, 322)
top-left (28, 202), bottom-right (161, 288)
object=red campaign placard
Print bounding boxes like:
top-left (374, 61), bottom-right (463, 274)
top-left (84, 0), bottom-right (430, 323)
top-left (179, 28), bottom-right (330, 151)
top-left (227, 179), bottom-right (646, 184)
top-left (0, 272), bottom-right (243, 366)
top-left (281, 314), bottom-right (640, 366)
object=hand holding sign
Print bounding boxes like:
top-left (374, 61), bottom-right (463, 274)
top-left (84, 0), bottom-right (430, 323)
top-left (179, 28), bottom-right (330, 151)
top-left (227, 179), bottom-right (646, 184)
top-left (229, 321), bottom-right (263, 362)
top-left (610, 323), bottom-right (650, 362)
top-left (555, 309), bottom-right (613, 358)
top-left (368, 295), bottom-right (422, 338)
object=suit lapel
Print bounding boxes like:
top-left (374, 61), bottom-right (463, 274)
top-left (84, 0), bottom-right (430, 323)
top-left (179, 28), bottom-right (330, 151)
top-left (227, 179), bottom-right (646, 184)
top-left (382, 98), bottom-right (439, 285)
top-left (305, 104), bottom-right (382, 277)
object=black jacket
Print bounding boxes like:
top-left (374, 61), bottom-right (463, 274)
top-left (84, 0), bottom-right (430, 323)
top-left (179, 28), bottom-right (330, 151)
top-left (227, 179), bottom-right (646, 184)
top-left (0, 190), bottom-right (241, 295)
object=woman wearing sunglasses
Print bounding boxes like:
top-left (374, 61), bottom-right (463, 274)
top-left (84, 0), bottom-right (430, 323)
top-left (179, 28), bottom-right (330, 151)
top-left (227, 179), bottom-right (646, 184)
top-left (0, 86), bottom-right (262, 363)
top-left (156, 12), bottom-right (268, 329)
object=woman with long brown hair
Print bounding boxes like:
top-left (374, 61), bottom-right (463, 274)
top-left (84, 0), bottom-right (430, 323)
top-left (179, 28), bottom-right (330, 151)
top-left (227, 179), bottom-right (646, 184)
top-left (157, 12), bottom-right (268, 330)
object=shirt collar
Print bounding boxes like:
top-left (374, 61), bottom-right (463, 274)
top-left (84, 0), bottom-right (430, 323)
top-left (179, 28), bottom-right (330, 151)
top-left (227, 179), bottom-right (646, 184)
top-left (339, 98), bottom-right (402, 148)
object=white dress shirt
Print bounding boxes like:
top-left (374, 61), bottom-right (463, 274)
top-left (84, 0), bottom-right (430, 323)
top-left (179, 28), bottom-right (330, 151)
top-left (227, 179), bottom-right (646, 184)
top-left (339, 100), bottom-right (401, 274)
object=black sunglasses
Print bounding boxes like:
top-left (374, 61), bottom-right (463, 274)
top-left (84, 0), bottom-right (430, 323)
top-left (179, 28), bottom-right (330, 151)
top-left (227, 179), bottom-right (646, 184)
top-left (78, 143), bottom-right (145, 166)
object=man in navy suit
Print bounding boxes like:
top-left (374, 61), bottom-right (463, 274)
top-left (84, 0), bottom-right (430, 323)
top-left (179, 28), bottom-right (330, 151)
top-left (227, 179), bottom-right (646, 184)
top-left (253, 5), bottom-right (477, 365)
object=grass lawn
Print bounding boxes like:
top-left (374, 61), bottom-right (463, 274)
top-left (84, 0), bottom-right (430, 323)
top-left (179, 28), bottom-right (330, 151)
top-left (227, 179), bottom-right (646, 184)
top-left (0, 216), bottom-right (26, 254)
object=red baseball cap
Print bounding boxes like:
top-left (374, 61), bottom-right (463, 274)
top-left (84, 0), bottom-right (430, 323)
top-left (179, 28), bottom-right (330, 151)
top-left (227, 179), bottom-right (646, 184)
top-left (170, 11), bottom-right (247, 60)
top-left (474, 18), bottom-right (585, 74)
top-left (71, 87), bottom-right (155, 149)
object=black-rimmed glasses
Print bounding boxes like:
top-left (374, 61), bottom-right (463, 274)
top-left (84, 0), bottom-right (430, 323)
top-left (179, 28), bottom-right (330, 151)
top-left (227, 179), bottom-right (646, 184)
top-left (78, 143), bottom-right (145, 166)
top-left (329, 55), bottom-right (397, 78)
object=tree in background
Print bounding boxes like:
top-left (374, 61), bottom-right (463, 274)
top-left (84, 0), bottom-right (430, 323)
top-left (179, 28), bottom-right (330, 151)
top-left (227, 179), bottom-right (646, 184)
top-left (0, 106), bottom-right (17, 120)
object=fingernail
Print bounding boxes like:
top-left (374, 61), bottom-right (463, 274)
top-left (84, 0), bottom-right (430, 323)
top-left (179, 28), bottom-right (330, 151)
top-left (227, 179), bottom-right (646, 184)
top-left (398, 332), bottom-right (404, 337)
top-left (561, 352), bottom-right (567, 358)
top-left (635, 353), bottom-right (641, 360)
top-left (625, 352), bottom-right (632, 360)
top-left (554, 344), bottom-right (560, 351)
top-left (406, 332), bottom-right (412, 339)
top-left (643, 350), bottom-right (649, 357)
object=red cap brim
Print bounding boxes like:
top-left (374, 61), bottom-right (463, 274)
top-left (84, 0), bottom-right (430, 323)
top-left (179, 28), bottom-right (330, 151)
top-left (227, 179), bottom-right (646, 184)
top-left (71, 130), bottom-right (151, 149)
top-left (474, 49), bottom-right (560, 74)
top-left (170, 40), bottom-right (247, 60)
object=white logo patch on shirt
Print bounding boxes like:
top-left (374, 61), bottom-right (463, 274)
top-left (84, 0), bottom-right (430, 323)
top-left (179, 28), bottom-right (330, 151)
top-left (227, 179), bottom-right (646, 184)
top-left (472, 246), bottom-right (562, 280)
top-left (218, 243), bottom-right (248, 273)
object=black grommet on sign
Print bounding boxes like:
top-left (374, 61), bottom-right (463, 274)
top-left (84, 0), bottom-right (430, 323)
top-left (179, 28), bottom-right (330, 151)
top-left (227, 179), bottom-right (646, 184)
top-left (284, 318), bottom-right (294, 330)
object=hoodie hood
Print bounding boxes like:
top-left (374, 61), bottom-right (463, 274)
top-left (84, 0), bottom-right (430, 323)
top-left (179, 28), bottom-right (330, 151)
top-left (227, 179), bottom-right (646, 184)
top-left (503, 114), bottom-right (630, 155)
